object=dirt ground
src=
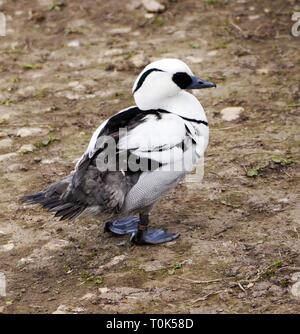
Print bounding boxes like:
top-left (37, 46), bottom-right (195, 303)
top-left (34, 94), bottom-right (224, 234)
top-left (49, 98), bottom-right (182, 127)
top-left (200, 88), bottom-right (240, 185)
top-left (0, 0), bottom-right (300, 314)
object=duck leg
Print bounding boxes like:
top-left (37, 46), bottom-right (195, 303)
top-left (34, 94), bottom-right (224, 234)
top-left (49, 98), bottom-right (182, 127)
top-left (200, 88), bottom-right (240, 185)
top-left (130, 213), bottom-right (180, 245)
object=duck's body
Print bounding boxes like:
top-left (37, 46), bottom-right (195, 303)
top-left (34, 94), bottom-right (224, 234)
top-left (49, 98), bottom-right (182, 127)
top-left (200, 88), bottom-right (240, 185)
top-left (23, 59), bottom-right (215, 245)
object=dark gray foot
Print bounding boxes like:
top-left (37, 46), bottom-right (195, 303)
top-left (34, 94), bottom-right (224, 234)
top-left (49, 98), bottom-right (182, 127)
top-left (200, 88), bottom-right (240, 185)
top-left (130, 229), bottom-right (180, 245)
top-left (104, 216), bottom-right (140, 236)
top-left (105, 214), bottom-right (180, 245)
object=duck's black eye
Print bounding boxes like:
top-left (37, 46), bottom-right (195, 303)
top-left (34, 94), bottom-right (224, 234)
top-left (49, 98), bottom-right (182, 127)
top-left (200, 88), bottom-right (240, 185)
top-left (172, 72), bottom-right (192, 89)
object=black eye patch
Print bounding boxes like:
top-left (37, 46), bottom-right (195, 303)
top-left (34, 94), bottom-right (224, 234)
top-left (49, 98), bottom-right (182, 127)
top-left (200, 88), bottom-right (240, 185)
top-left (172, 72), bottom-right (192, 89)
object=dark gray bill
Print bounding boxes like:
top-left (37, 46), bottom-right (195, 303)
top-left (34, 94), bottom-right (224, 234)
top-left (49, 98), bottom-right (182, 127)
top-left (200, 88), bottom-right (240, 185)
top-left (187, 76), bottom-right (216, 89)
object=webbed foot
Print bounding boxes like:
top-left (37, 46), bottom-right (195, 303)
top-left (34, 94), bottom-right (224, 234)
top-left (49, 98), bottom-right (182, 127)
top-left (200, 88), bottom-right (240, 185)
top-left (105, 214), bottom-right (180, 245)
top-left (104, 216), bottom-right (139, 236)
top-left (130, 229), bottom-right (180, 245)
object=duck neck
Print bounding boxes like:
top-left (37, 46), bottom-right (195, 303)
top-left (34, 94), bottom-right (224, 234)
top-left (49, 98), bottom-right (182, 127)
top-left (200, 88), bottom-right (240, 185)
top-left (156, 91), bottom-right (207, 122)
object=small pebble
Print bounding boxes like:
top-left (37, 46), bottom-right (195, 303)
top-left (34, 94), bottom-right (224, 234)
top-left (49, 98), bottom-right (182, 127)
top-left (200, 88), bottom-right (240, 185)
top-left (220, 107), bottom-right (244, 121)
top-left (291, 272), bottom-right (300, 282)
top-left (126, 0), bottom-right (142, 11)
top-left (80, 293), bottom-right (96, 301)
top-left (109, 27), bottom-right (131, 35)
top-left (130, 53), bottom-right (149, 68)
top-left (0, 114), bottom-right (10, 124)
top-left (52, 304), bottom-right (70, 314)
top-left (256, 68), bottom-right (269, 75)
top-left (95, 255), bottom-right (126, 275)
top-left (0, 153), bottom-right (17, 162)
top-left (18, 144), bottom-right (36, 154)
top-left (67, 40), bottom-right (80, 48)
top-left (1, 243), bottom-right (15, 252)
top-left (0, 272), bottom-right (6, 297)
top-left (16, 127), bottom-right (43, 138)
top-left (99, 287), bottom-right (110, 294)
top-left (291, 281), bottom-right (300, 298)
top-left (0, 138), bottom-right (13, 150)
top-left (248, 15), bottom-right (260, 21)
top-left (6, 163), bottom-right (28, 172)
top-left (142, 0), bottom-right (165, 13)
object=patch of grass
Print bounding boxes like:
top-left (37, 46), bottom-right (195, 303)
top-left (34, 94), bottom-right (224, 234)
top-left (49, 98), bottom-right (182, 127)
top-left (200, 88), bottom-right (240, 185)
top-left (94, 277), bottom-right (103, 285)
top-left (79, 271), bottom-right (103, 286)
top-left (190, 42), bottom-right (200, 49)
top-left (0, 98), bottom-right (14, 106)
top-left (168, 262), bottom-right (183, 275)
top-left (115, 91), bottom-right (125, 98)
top-left (204, 0), bottom-right (222, 6)
top-left (271, 156), bottom-right (293, 166)
top-left (35, 135), bottom-right (59, 148)
top-left (22, 63), bottom-right (42, 71)
top-left (64, 264), bottom-right (73, 274)
top-left (205, 75), bottom-right (216, 83)
top-left (64, 28), bottom-right (84, 35)
top-left (34, 89), bottom-right (48, 99)
top-left (288, 103), bottom-right (300, 108)
top-left (246, 167), bottom-right (260, 177)
top-left (12, 76), bottom-right (21, 84)
top-left (279, 278), bottom-right (290, 288)
top-left (153, 16), bottom-right (165, 27)
top-left (123, 51), bottom-right (136, 60)
top-left (214, 41), bottom-right (229, 49)
top-left (262, 259), bottom-right (283, 279)
top-left (245, 156), bottom-right (293, 178)
top-left (49, 1), bottom-right (66, 11)
top-left (5, 47), bottom-right (23, 55)
top-left (272, 259), bottom-right (283, 268)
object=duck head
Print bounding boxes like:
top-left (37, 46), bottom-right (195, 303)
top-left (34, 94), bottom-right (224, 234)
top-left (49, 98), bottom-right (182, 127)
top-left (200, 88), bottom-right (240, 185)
top-left (132, 58), bottom-right (216, 110)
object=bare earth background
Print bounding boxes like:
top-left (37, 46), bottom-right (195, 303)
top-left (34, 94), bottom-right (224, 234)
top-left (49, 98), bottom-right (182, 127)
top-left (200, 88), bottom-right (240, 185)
top-left (0, 0), bottom-right (300, 314)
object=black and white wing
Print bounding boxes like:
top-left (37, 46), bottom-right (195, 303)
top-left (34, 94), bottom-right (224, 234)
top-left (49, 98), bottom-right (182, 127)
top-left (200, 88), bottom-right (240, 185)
top-left (23, 107), bottom-right (192, 219)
